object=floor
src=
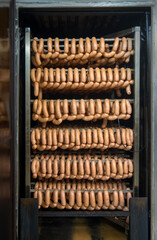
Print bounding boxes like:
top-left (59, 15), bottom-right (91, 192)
top-left (39, 217), bottom-right (127, 240)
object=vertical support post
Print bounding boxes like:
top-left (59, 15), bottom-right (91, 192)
top-left (10, 4), bottom-right (20, 239)
top-left (25, 28), bottom-right (31, 197)
top-left (134, 26), bottom-right (140, 197)
top-left (129, 198), bottom-right (148, 240)
top-left (151, 3), bottom-right (157, 240)
top-left (20, 198), bottom-right (38, 240)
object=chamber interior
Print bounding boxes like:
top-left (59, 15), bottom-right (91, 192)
top-left (19, 8), bottom-right (148, 37)
top-left (18, 7), bottom-right (150, 240)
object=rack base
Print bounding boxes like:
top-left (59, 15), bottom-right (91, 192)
top-left (20, 197), bottom-right (148, 240)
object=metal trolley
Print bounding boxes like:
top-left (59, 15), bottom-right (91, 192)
top-left (20, 24), bottom-right (147, 239)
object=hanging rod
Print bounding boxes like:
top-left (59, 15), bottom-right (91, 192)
top-left (31, 153), bottom-right (131, 159)
top-left (44, 44), bottom-right (115, 48)
top-left (30, 158), bottom-right (133, 163)
top-left (30, 189), bottom-right (133, 193)
top-left (36, 68), bottom-right (135, 72)
top-left (30, 99), bottom-right (134, 103)
top-left (31, 37), bottom-right (134, 42)
top-left (31, 149), bottom-right (131, 154)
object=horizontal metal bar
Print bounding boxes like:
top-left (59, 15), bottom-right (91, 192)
top-left (16, 1), bottom-right (153, 8)
top-left (31, 154), bottom-right (131, 159)
top-left (30, 99), bottom-right (134, 103)
top-left (31, 151), bottom-right (131, 155)
top-left (31, 37), bottom-right (134, 42)
top-left (38, 210), bottom-right (130, 217)
top-left (34, 68), bottom-right (135, 72)
top-left (47, 44), bottom-right (114, 48)
top-left (31, 189), bottom-right (133, 193)
top-left (66, 69), bottom-right (134, 72)
top-left (30, 158), bottom-right (133, 163)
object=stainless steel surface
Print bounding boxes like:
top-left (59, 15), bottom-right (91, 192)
top-left (133, 27), bottom-right (140, 197)
top-left (25, 28), bottom-right (31, 198)
top-left (31, 38), bottom-right (134, 42)
top-left (15, 0), bottom-right (153, 8)
top-left (151, 1), bottom-right (157, 239)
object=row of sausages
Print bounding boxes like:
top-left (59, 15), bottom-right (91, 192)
top-left (32, 37), bottom-right (134, 67)
top-left (31, 154), bottom-right (133, 180)
top-left (34, 180), bottom-right (132, 210)
top-left (32, 99), bottom-right (132, 124)
top-left (31, 128), bottom-right (134, 151)
top-left (31, 67), bottom-right (133, 96)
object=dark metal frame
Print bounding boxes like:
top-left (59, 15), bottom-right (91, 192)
top-left (20, 198), bottom-right (38, 240)
top-left (10, 1), bottom-right (20, 239)
top-left (38, 211), bottom-right (130, 217)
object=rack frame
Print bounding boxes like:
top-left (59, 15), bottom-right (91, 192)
top-left (25, 26), bottom-right (140, 209)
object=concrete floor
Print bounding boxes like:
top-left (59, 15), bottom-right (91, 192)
top-left (39, 217), bottom-right (126, 240)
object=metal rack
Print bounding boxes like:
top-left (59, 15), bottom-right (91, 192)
top-left (25, 27), bottom-right (140, 216)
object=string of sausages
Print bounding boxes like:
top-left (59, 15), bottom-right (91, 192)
top-left (32, 99), bottom-right (132, 124)
top-left (31, 154), bottom-right (133, 180)
top-left (33, 180), bottom-right (132, 210)
top-left (31, 128), bottom-right (133, 151)
top-left (31, 67), bottom-right (134, 97)
top-left (32, 37), bottom-right (134, 68)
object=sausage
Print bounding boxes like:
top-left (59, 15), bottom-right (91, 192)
top-left (104, 128), bottom-right (109, 147)
top-left (72, 156), bottom-right (77, 177)
top-left (43, 100), bottom-right (49, 118)
top-left (32, 37), bottom-right (38, 53)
